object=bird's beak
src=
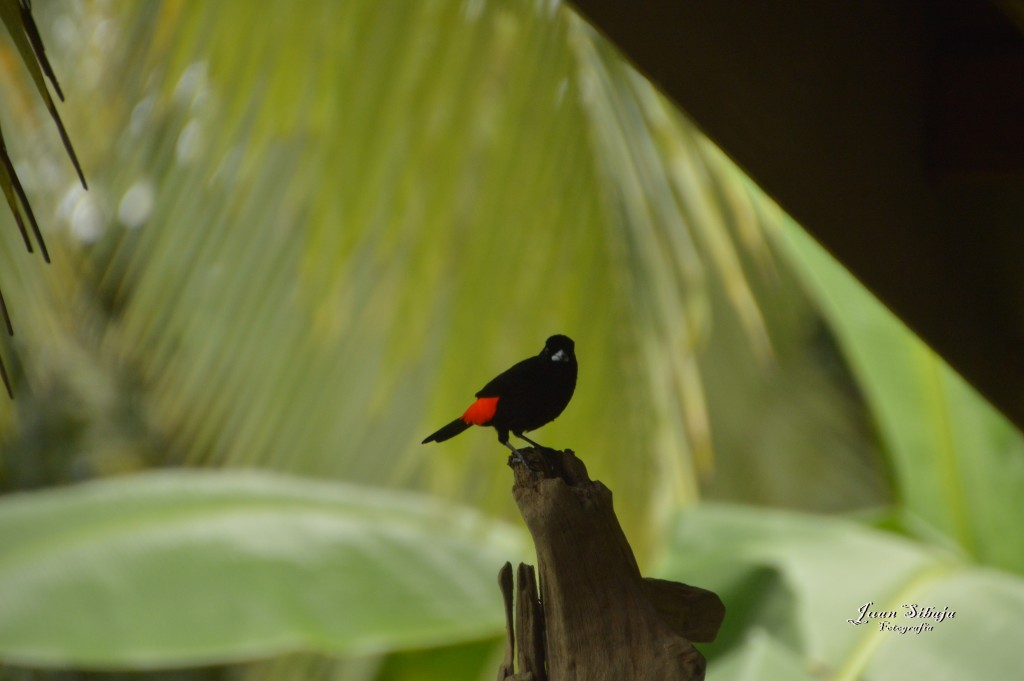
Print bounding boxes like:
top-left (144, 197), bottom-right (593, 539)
top-left (550, 349), bottom-right (568, 362)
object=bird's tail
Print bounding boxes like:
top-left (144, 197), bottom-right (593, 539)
top-left (421, 418), bottom-right (471, 444)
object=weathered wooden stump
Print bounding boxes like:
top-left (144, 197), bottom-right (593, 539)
top-left (497, 448), bottom-right (724, 681)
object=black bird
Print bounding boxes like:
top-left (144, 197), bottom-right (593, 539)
top-left (422, 335), bottom-right (577, 465)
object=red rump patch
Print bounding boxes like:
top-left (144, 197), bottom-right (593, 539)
top-left (462, 396), bottom-right (499, 425)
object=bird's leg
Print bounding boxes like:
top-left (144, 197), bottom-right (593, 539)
top-left (501, 440), bottom-right (530, 467)
top-left (498, 429), bottom-right (536, 470)
top-left (515, 431), bottom-right (549, 451)
top-left (497, 428), bottom-right (525, 466)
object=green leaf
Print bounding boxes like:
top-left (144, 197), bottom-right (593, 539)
top-left (710, 628), bottom-right (819, 681)
top-left (0, 470), bottom-right (527, 669)
top-left (377, 638), bottom-right (503, 681)
top-left (776, 220), bottom-right (1024, 572)
top-left (660, 504), bottom-right (1024, 681)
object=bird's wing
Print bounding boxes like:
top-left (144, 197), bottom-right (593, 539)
top-left (475, 357), bottom-right (539, 398)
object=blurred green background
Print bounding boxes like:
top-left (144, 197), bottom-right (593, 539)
top-left (0, 1), bottom-right (1022, 680)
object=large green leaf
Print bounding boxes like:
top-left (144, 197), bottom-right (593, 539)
top-left (377, 639), bottom-right (503, 681)
top-left (776, 220), bottom-right (1024, 572)
top-left (0, 470), bottom-right (527, 669)
top-left (660, 504), bottom-right (1024, 681)
top-left (710, 628), bottom-right (819, 681)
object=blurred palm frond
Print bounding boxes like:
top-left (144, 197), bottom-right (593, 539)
top-left (0, 0), bottom-right (86, 397)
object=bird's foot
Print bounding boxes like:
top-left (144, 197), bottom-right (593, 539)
top-left (506, 448), bottom-right (543, 472)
